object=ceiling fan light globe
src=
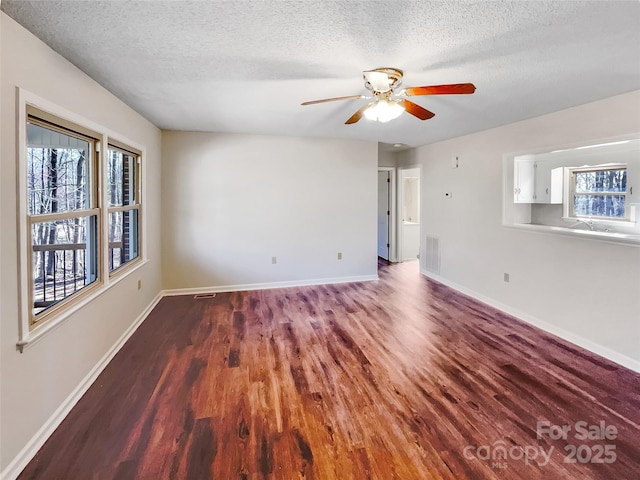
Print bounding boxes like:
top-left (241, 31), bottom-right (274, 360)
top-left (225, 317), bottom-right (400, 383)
top-left (383, 101), bottom-right (404, 122)
top-left (365, 100), bottom-right (404, 122)
top-left (363, 103), bottom-right (379, 121)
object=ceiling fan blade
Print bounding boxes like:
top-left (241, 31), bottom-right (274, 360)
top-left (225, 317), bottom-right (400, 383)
top-left (301, 95), bottom-right (365, 106)
top-left (400, 99), bottom-right (435, 120)
top-left (345, 104), bottom-right (371, 125)
top-left (403, 83), bottom-right (476, 96)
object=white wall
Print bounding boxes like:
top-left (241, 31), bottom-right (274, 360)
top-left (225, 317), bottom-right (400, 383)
top-left (377, 144), bottom-right (397, 167)
top-left (396, 90), bottom-right (640, 370)
top-left (1, 13), bottom-right (162, 474)
top-left (161, 131), bottom-right (378, 290)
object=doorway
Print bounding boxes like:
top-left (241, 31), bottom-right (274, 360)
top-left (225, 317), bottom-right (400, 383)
top-left (398, 167), bottom-right (420, 262)
top-left (377, 168), bottom-right (396, 261)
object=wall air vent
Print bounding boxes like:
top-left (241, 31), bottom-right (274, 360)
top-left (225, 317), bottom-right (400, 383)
top-left (424, 235), bottom-right (441, 274)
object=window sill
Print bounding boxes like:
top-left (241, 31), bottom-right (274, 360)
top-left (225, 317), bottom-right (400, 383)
top-left (503, 223), bottom-right (640, 246)
top-left (17, 258), bottom-right (149, 352)
top-left (561, 215), bottom-right (634, 226)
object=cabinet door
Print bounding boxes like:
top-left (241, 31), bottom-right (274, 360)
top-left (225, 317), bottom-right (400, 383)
top-left (534, 161), bottom-right (549, 203)
top-left (626, 157), bottom-right (639, 206)
top-left (514, 157), bottom-right (536, 203)
top-left (549, 167), bottom-right (564, 204)
top-left (534, 165), bottom-right (564, 204)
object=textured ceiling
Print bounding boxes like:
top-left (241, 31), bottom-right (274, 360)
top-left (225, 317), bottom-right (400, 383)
top-left (3, 1), bottom-right (640, 147)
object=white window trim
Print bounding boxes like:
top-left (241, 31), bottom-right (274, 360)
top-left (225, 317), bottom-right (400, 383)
top-left (16, 87), bottom-right (148, 351)
top-left (106, 145), bottom-right (143, 277)
top-left (563, 163), bottom-right (629, 221)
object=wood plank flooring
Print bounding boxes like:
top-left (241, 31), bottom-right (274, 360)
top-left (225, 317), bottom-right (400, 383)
top-left (19, 260), bottom-right (640, 479)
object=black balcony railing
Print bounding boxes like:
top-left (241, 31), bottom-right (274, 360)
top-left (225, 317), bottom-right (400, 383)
top-left (108, 242), bottom-right (124, 272)
top-left (32, 242), bottom-right (122, 315)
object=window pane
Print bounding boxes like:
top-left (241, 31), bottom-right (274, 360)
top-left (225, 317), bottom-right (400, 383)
top-left (107, 149), bottom-right (137, 207)
top-left (573, 195), bottom-right (626, 218)
top-left (27, 122), bottom-right (90, 215)
top-left (108, 209), bottom-right (139, 272)
top-left (575, 169), bottom-right (626, 193)
top-left (31, 215), bottom-right (98, 316)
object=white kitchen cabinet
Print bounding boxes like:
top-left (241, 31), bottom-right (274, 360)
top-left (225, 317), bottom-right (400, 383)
top-left (535, 166), bottom-right (564, 204)
top-left (514, 155), bottom-right (536, 203)
top-left (514, 154), bottom-right (563, 204)
top-left (626, 158), bottom-right (638, 206)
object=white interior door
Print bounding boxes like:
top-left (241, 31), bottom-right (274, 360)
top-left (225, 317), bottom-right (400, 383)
top-left (377, 170), bottom-right (390, 259)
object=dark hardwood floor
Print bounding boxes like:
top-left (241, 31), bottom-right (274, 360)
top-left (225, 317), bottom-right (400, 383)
top-left (19, 260), bottom-right (640, 479)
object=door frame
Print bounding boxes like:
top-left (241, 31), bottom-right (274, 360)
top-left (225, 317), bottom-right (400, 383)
top-left (397, 165), bottom-right (421, 262)
top-left (378, 167), bottom-right (397, 262)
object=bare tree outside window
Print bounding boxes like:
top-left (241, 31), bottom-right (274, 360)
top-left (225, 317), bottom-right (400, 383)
top-left (23, 109), bottom-right (143, 333)
top-left (572, 168), bottom-right (627, 218)
top-left (107, 148), bottom-right (140, 272)
top-left (27, 120), bottom-right (98, 318)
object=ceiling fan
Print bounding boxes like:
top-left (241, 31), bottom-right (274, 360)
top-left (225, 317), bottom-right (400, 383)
top-left (301, 67), bottom-right (475, 124)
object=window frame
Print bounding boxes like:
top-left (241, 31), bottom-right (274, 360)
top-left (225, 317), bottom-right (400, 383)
top-left (25, 114), bottom-right (103, 327)
top-left (565, 163), bottom-right (628, 221)
top-left (17, 89), bottom-right (147, 351)
top-left (106, 143), bottom-right (142, 276)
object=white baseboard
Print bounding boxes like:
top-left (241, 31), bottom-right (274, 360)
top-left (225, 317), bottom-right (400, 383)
top-left (0, 293), bottom-right (163, 480)
top-left (162, 274), bottom-right (379, 297)
top-left (420, 268), bottom-right (640, 374)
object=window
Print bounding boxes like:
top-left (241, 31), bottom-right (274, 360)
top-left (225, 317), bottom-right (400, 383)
top-left (27, 116), bottom-right (100, 322)
top-left (107, 146), bottom-right (140, 272)
top-left (22, 104), bottom-right (143, 334)
top-left (568, 164), bottom-right (627, 219)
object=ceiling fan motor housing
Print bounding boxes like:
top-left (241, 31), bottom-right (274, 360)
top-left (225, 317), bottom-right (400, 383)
top-left (364, 67), bottom-right (404, 93)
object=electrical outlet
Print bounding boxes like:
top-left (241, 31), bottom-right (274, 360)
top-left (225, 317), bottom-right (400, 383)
top-left (337, 252), bottom-right (343, 260)
top-left (503, 273), bottom-right (510, 283)
top-left (272, 256), bottom-right (277, 264)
